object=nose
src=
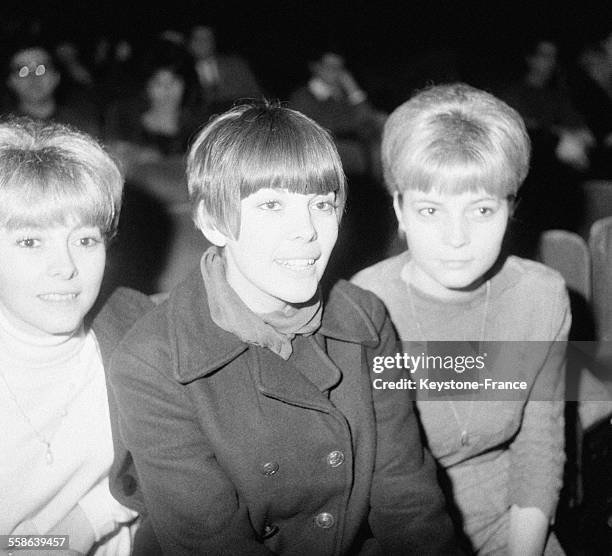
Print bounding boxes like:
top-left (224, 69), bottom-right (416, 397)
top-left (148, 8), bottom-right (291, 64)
top-left (443, 215), bottom-right (470, 248)
top-left (47, 244), bottom-right (78, 279)
top-left (289, 206), bottom-right (317, 242)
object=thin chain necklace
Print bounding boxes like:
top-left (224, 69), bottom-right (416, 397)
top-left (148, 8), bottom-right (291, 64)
top-left (0, 368), bottom-right (73, 465)
top-left (406, 275), bottom-right (491, 447)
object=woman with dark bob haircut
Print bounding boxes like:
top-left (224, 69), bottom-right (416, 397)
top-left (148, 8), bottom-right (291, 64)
top-left (109, 101), bottom-right (463, 555)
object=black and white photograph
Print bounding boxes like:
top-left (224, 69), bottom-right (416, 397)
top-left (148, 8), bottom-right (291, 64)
top-left (0, 1), bottom-right (611, 554)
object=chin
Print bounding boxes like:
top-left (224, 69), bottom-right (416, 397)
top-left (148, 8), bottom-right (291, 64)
top-left (277, 285), bottom-right (319, 305)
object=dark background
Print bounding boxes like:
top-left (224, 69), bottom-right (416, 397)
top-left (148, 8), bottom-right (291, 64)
top-left (2, 0), bottom-right (611, 110)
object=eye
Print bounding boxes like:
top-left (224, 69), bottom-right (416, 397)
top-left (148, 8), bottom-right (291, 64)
top-left (258, 200), bottom-right (282, 211)
top-left (74, 228), bottom-right (103, 247)
top-left (312, 199), bottom-right (336, 213)
top-left (17, 237), bottom-right (40, 248)
top-left (418, 207), bottom-right (437, 216)
top-left (18, 66), bottom-right (30, 78)
top-left (35, 64), bottom-right (46, 76)
top-left (77, 236), bottom-right (101, 248)
top-left (473, 205), bottom-right (496, 218)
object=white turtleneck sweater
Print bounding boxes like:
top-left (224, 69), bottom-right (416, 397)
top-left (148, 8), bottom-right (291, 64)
top-left (0, 309), bottom-right (137, 555)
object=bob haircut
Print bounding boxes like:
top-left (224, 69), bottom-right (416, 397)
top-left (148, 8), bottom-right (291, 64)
top-left (187, 100), bottom-right (346, 238)
top-left (0, 117), bottom-right (123, 241)
top-left (382, 83), bottom-right (530, 200)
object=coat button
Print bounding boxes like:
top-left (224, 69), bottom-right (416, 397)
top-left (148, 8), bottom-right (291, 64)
top-left (262, 461), bottom-right (279, 476)
top-left (121, 473), bottom-right (138, 496)
top-left (326, 450), bottom-right (345, 467)
top-left (314, 512), bottom-right (335, 529)
top-left (262, 523), bottom-right (279, 539)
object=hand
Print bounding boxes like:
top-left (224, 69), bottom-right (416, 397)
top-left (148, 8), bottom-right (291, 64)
top-left (338, 70), bottom-right (361, 96)
top-left (47, 505), bottom-right (95, 555)
top-left (507, 505), bottom-right (548, 556)
top-left (555, 129), bottom-right (592, 170)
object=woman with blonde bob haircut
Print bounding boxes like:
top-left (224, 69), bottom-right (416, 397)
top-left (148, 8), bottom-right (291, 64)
top-left (353, 84), bottom-right (570, 555)
top-left (109, 101), bottom-right (463, 555)
top-left (0, 117), bottom-right (153, 554)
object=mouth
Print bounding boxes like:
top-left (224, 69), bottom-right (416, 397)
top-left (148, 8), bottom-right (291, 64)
top-left (440, 260), bottom-right (472, 269)
top-left (274, 258), bottom-right (317, 271)
top-left (38, 293), bottom-right (79, 302)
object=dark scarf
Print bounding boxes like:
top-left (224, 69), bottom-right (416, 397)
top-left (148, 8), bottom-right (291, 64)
top-left (200, 247), bottom-right (322, 359)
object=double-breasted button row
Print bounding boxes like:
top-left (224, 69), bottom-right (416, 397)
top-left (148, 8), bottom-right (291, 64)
top-left (314, 512), bottom-right (335, 529)
top-left (326, 450), bottom-right (345, 467)
top-left (262, 452), bottom-right (343, 477)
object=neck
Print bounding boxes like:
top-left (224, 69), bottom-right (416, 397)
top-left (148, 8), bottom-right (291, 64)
top-left (20, 98), bottom-right (56, 119)
top-left (406, 260), bottom-right (487, 301)
top-left (525, 71), bottom-right (548, 88)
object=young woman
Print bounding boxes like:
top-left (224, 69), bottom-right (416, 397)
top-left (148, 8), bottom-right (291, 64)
top-left (109, 101), bottom-right (462, 555)
top-left (352, 83), bottom-right (570, 555)
top-left (0, 117), bottom-right (152, 554)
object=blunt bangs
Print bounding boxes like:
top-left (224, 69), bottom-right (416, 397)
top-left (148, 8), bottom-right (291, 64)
top-left (0, 118), bottom-right (123, 240)
top-left (398, 158), bottom-right (517, 199)
top-left (395, 126), bottom-right (519, 199)
top-left (236, 118), bottom-right (344, 200)
top-left (0, 150), bottom-right (119, 239)
top-left (188, 102), bottom-right (346, 238)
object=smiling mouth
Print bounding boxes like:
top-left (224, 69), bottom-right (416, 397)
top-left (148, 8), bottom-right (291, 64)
top-left (38, 293), bottom-right (78, 301)
top-left (275, 258), bottom-right (317, 271)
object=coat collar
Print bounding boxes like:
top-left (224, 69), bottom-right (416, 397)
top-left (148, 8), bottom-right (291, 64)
top-left (168, 270), bottom-right (379, 384)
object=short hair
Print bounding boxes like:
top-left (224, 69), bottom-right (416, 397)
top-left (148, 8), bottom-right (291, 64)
top-left (382, 83), bottom-right (530, 199)
top-left (187, 100), bottom-right (346, 238)
top-left (0, 117), bottom-right (123, 241)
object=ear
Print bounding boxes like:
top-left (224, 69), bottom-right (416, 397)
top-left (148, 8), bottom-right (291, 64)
top-left (392, 192), bottom-right (406, 235)
top-left (195, 202), bottom-right (229, 247)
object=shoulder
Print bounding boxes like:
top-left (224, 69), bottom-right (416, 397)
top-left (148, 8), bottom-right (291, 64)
top-left (112, 269), bottom-right (209, 370)
top-left (498, 255), bottom-right (567, 298)
top-left (495, 256), bottom-right (570, 339)
top-left (322, 280), bottom-right (390, 344)
top-left (90, 287), bottom-right (155, 364)
top-left (351, 253), bottom-right (406, 294)
top-left (91, 287), bottom-right (154, 337)
top-left (217, 53), bottom-right (251, 69)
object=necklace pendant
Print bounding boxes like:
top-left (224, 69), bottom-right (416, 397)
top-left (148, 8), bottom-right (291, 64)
top-left (460, 430), bottom-right (469, 446)
top-left (45, 443), bottom-right (54, 465)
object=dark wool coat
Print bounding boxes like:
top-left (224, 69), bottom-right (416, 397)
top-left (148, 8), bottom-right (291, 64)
top-left (109, 270), bottom-right (461, 555)
top-left (90, 287), bottom-right (154, 515)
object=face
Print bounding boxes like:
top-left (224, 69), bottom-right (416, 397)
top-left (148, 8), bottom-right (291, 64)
top-left (204, 189), bottom-right (339, 313)
top-left (146, 69), bottom-right (185, 107)
top-left (394, 188), bottom-right (509, 299)
top-left (313, 53), bottom-right (345, 88)
top-left (0, 221), bottom-right (106, 337)
top-left (8, 48), bottom-right (60, 103)
top-left (189, 26), bottom-right (216, 60)
top-left (527, 41), bottom-right (558, 81)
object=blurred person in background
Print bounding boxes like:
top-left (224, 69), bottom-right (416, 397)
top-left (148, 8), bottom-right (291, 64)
top-left (569, 30), bottom-right (612, 179)
top-left (500, 38), bottom-right (595, 247)
top-left (187, 23), bottom-right (264, 116)
top-left (104, 36), bottom-right (205, 181)
top-left (289, 50), bottom-right (386, 180)
top-left (2, 40), bottom-right (101, 137)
